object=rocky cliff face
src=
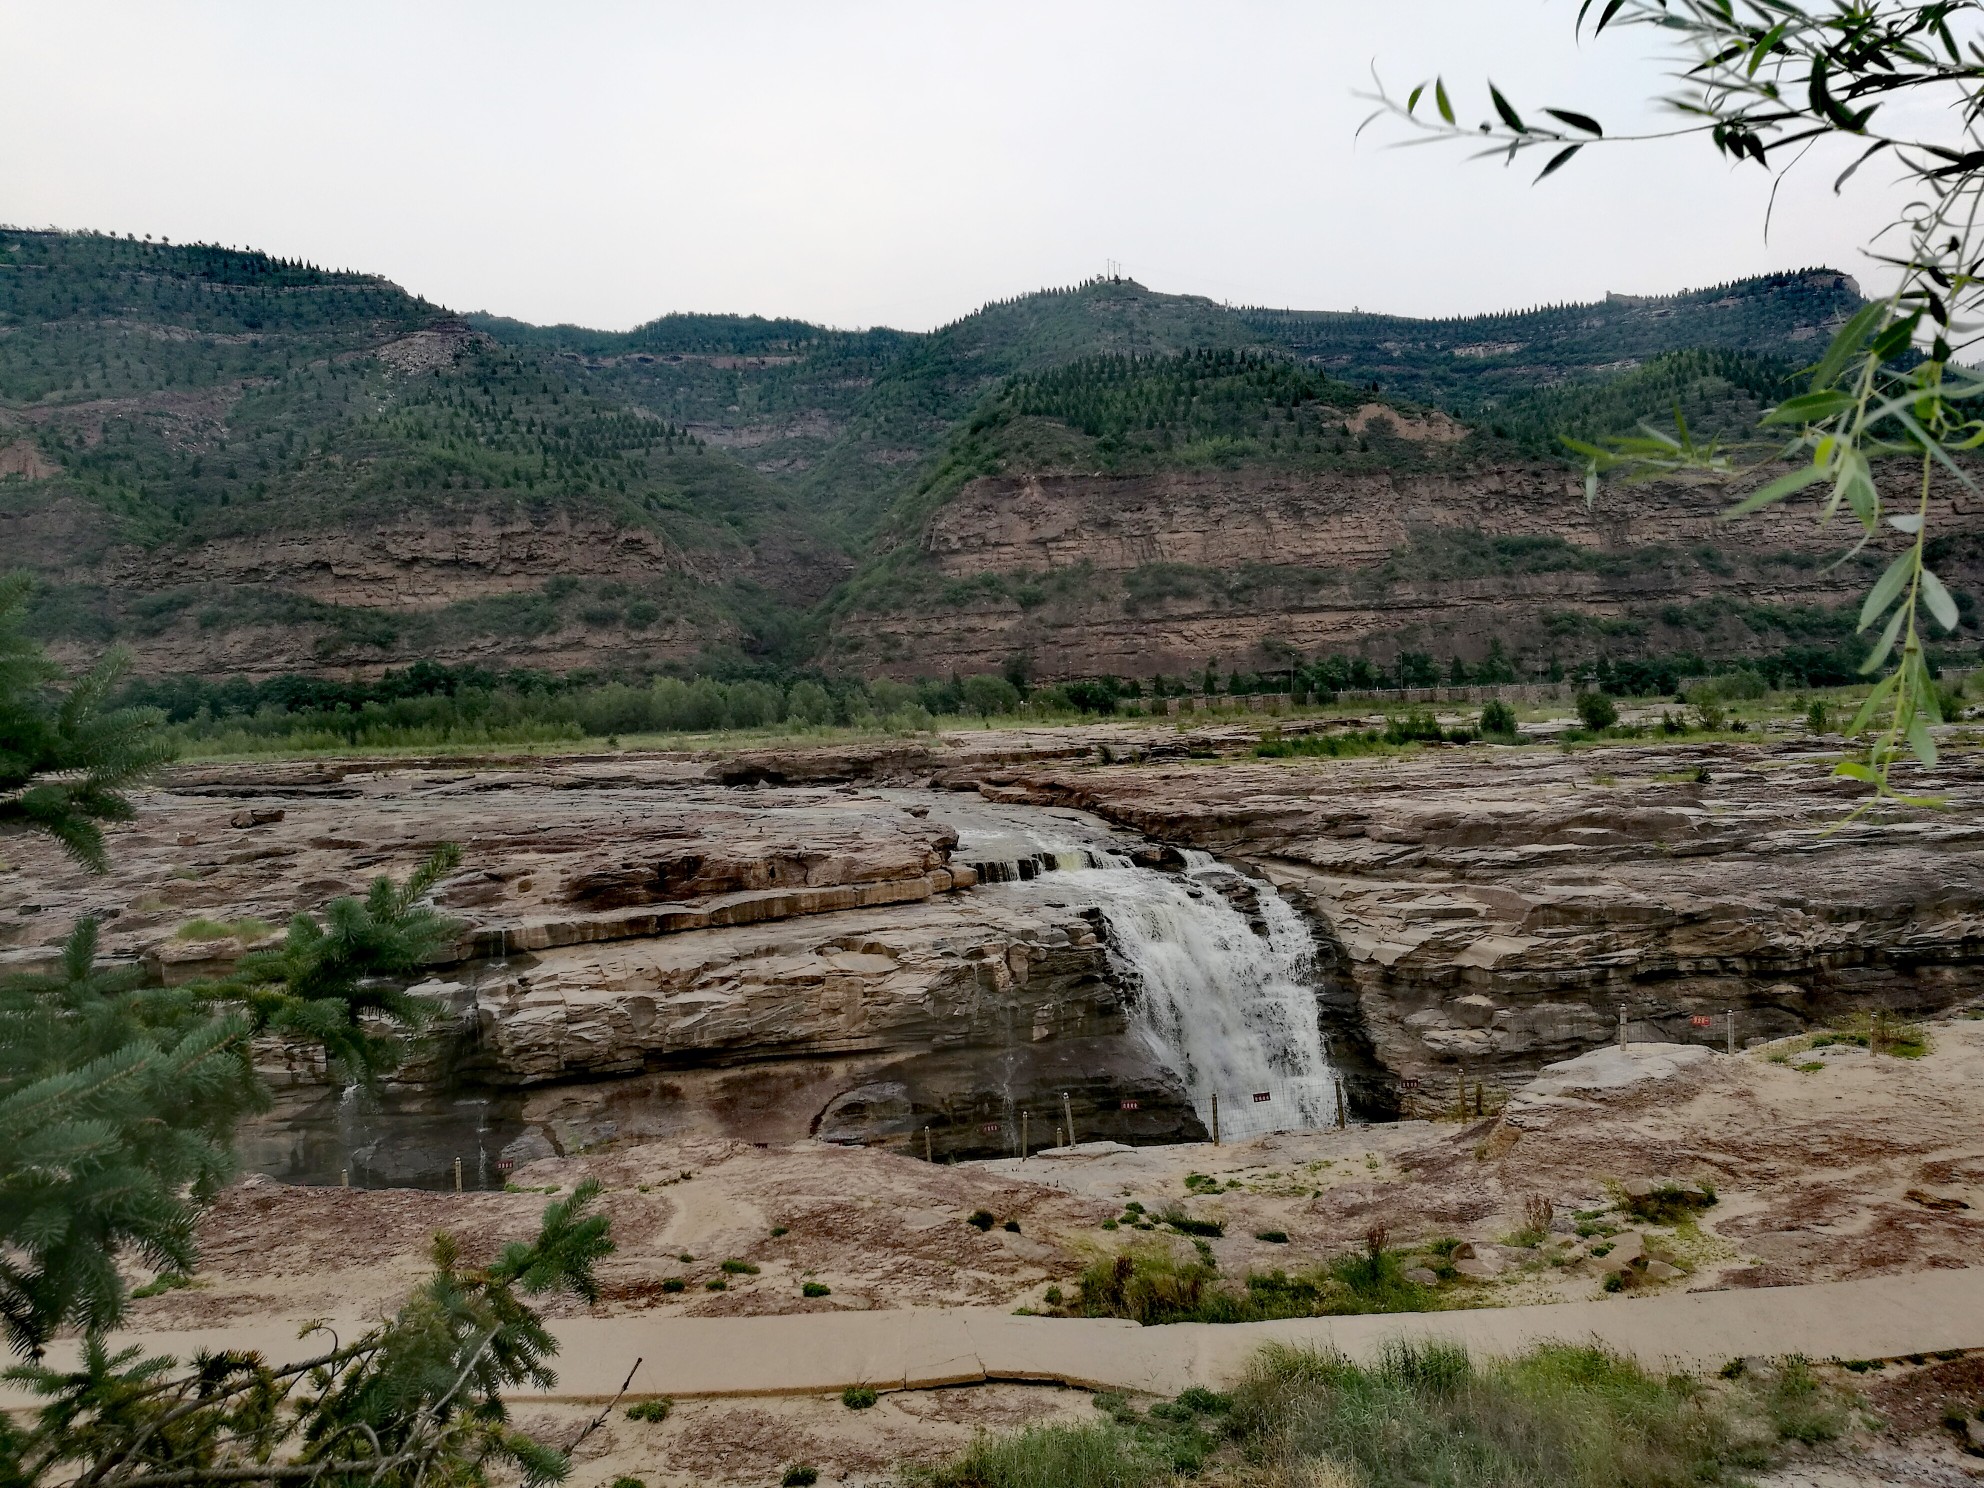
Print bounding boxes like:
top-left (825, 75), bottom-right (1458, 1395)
top-left (831, 462), bottom-right (1984, 680)
top-left (14, 727), bottom-right (1981, 1180)
top-left (3, 755), bottom-right (1203, 1179)
top-left (944, 739), bottom-right (1984, 1099)
top-left (15, 502), bottom-right (850, 678)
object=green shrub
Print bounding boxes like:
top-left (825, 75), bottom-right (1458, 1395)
top-left (1384, 709), bottom-right (1444, 745)
top-left (1815, 1009), bottom-right (1930, 1058)
top-left (786, 680), bottom-right (836, 726)
top-left (1754, 1356), bottom-right (1848, 1445)
top-left (1806, 699), bottom-right (1829, 733)
top-left (1479, 699), bottom-right (1519, 739)
top-left (1158, 1207), bottom-right (1224, 1238)
top-left (1254, 1230), bottom-right (1290, 1244)
top-left (842, 1385), bottom-right (879, 1410)
top-left (720, 1258), bottom-right (758, 1275)
top-left (967, 1210), bottom-right (996, 1231)
top-left (912, 1421), bottom-right (1172, 1488)
top-left (1254, 727), bottom-right (1392, 759)
top-left (1622, 1182), bottom-right (1717, 1225)
top-left (610, 1478), bottom-right (645, 1488)
top-left (962, 673), bottom-right (1022, 715)
top-left (660, 1277), bottom-right (685, 1293)
top-left (781, 1468), bottom-right (818, 1487)
top-left (1575, 691), bottom-right (1619, 731)
top-left (624, 1398), bottom-right (671, 1423)
top-left (1070, 1242), bottom-right (1439, 1326)
top-left (802, 1281), bottom-right (831, 1298)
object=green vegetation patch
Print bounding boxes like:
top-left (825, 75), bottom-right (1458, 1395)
top-left (913, 1343), bottom-right (1849, 1488)
top-left (1231, 1341), bottom-right (1846, 1488)
top-left (1066, 1241), bottom-right (1441, 1326)
top-left (171, 916), bottom-right (275, 943)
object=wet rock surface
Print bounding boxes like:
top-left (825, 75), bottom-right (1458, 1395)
top-left (939, 738), bottom-right (1984, 1094)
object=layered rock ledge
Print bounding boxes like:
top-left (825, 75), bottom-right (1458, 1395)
top-left (939, 739), bottom-right (1984, 1095)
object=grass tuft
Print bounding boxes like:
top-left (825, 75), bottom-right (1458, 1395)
top-left (911, 1421), bottom-right (1174, 1487)
top-left (1227, 1340), bottom-right (1845, 1487)
top-left (171, 916), bottom-right (275, 943)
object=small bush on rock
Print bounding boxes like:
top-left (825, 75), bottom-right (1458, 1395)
top-left (1575, 691), bottom-right (1619, 731)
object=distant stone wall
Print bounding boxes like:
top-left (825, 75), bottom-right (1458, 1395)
top-left (1143, 683), bottom-right (1572, 716)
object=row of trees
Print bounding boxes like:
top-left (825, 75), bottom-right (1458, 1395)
top-left (113, 628), bottom-right (1931, 757)
top-left (1, 571), bottom-right (612, 1485)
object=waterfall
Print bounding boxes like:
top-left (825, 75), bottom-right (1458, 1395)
top-left (947, 799), bottom-right (1343, 1138)
top-left (1096, 851), bottom-right (1342, 1139)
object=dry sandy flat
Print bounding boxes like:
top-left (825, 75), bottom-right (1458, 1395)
top-left (113, 1019), bottom-right (1984, 1484)
top-left (136, 1020), bottom-right (1984, 1338)
top-left (505, 1385), bottom-right (1096, 1488)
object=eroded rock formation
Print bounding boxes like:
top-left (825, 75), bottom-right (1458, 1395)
top-left (12, 727), bottom-right (1982, 1182)
top-left (941, 737), bottom-right (1984, 1095)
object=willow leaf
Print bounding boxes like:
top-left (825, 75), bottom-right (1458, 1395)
top-left (1859, 551), bottom-right (1915, 631)
top-left (1920, 567), bottom-right (1960, 631)
top-left (1723, 462), bottom-right (1826, 516)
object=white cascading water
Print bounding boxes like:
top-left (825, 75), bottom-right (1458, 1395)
top-left (947, 800), bottom-right (1343, 1138)
top-left (1095, 850), bottom-right (1342, 1139)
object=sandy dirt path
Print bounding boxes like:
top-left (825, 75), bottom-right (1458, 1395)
top-left (24, 1265), bottom-right (1984, 1406)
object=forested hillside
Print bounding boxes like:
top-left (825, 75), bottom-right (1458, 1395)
top-left (2, 225), bottom-right (1905, 692)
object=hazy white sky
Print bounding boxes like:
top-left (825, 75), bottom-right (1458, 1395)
top-left (2, 2), bottom-right (1915, 332)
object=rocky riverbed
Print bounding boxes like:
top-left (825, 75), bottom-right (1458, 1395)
top-left (8, 722), bottom-right (1984, 1183)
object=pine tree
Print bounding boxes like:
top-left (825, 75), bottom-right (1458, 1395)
top-left (0, 573), bottom-right (172, 873)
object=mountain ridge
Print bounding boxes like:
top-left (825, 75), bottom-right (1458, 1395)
top-left (3, 225), bottom-right (1916, 686)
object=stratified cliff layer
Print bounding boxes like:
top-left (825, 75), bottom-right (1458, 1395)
top-left (829, 460), bottom-right (1984, 681)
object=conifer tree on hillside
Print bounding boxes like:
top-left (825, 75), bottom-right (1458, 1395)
top-left (0, 573), bottom-right (172, 874)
